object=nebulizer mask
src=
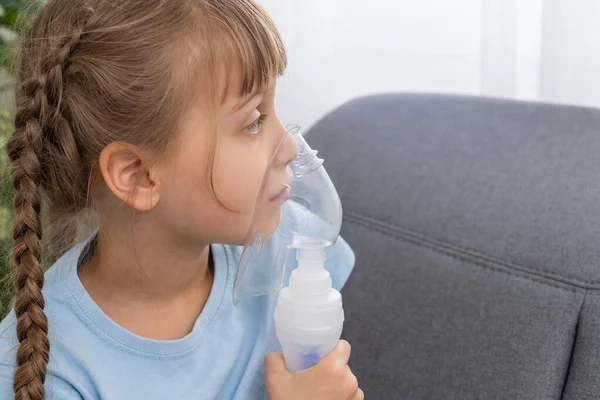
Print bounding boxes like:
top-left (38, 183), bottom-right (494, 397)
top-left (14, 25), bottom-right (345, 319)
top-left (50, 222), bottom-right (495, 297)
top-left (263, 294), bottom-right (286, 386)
top-left (233, 126), bottom-right (345, 371)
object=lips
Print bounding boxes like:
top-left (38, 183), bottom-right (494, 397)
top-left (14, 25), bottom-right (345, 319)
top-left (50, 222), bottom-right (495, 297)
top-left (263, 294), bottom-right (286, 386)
top-left (269, 184), bottom-right (291, 202)
top-left (267, 167), bottom-right (294, 203)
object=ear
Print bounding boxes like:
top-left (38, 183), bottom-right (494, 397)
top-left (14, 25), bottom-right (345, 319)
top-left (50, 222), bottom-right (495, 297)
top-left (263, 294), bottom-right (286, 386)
top-left (99, 142), bottom-right (161, 211)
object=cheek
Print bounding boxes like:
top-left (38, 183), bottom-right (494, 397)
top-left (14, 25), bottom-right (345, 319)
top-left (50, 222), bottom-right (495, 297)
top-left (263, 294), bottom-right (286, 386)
top-left (157, 148), bottom-right (253, 244)
top-left (212, 145), bottom-right (269, 214)
top-left (158, 146), bottom-right (213, 220)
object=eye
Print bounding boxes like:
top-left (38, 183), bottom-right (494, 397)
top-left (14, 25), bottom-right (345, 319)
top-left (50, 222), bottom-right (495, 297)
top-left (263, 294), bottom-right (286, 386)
top-left (245, 114), bottom-right (267, 134)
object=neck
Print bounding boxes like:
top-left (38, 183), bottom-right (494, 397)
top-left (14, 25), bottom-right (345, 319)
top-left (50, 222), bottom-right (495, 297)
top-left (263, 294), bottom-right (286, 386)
top-left (80, 213), bottom-right (213, 304)
top-left (77, 207), bottom-right (216, 340)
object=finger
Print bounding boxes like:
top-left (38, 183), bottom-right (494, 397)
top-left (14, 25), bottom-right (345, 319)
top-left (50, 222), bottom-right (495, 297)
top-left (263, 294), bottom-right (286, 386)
top-left (320, 340), bottom-right (352, 369)
top-left (264, 352), bottom-right (287, 374)
top-left (352, 388), bottom-right (365, 400)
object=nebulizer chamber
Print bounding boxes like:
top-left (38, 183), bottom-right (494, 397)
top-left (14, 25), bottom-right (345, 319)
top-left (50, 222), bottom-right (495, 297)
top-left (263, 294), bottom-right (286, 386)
top-left (275, 243), bottom-right (344, 372)
top-left (233, 126), bottom-right (344, 372)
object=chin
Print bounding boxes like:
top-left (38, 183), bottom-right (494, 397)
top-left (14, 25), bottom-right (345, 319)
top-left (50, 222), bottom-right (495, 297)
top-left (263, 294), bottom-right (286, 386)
top-left (235, 210), bottom-right (283, 246)
top-left (256, 210), bottom-right (282, 241)
top-left (207, 205), bottom-right (283, 247)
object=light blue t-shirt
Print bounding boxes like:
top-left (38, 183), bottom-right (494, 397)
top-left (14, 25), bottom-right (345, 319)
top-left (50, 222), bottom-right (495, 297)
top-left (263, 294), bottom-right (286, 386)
top-left (0, 235), bottom-right (355, 399)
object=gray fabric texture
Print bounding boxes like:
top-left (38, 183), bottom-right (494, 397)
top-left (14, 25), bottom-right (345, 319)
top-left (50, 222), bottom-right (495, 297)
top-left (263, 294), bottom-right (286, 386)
top-left (305, 93), bottom-right (600, 399)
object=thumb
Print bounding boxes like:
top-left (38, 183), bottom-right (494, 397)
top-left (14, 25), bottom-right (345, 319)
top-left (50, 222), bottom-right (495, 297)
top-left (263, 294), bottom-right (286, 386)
top-left (316, 340), bottom-right (352, 370)
top-left (264, 352), bottom-right (288, 375)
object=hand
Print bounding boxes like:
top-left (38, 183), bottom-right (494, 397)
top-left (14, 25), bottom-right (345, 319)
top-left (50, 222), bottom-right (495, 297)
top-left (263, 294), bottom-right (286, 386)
top-left (265, 340), bottom-right (364, 400)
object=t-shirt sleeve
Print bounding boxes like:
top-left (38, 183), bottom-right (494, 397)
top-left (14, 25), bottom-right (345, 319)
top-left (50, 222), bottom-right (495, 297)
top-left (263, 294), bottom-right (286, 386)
top-left (0, 364), bottom-right (83, 400)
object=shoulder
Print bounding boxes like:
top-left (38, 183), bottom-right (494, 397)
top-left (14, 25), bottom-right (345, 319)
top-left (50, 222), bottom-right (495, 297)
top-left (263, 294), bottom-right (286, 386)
top-left (0, 243), bottom-right (89, 398)
top-left (0, 312), bottom-right (18, 366)
top-left (0, 313), bottom-right (84, 399)
top-left (0, 248), bottom-right (79, 365)
top-left (0, 363), bottom-right (83, 399)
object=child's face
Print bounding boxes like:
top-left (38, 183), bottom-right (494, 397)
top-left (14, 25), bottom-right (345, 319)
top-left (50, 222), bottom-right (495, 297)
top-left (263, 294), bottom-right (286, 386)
top-left (153, 80), bottom-right (299, 246)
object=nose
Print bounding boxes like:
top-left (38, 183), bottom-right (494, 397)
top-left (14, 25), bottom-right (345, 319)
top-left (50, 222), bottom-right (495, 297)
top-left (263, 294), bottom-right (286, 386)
top-left (273, 128), bottom-right (300, 167)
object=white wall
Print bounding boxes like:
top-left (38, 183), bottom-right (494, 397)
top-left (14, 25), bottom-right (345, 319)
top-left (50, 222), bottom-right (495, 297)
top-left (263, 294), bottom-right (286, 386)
top-left (540, 0), bottom-right (600, 108)
top-left (259, 0), bottom-right (600, 131)
top-left (480, 0), bottom-right (543, 100)
top-left (259, 0), bottom-right (485, 131)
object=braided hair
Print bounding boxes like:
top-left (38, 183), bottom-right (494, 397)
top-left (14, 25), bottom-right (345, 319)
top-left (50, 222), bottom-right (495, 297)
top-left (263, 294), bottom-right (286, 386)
top-left (7, 9), bottom-right (89, 400)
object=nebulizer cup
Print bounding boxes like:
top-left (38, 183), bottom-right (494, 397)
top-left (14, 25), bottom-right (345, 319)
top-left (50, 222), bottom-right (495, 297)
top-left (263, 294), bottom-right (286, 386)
top-left (233, 125), bottom-right (344, 372)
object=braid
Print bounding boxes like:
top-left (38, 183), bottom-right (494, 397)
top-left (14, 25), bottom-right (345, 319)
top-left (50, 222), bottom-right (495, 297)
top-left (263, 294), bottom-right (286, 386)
top-left (7, 21), bottom-right (86, 400)
top-left (8, 108), bottom-right (47, 400)
top-left (40, 25), bottom-right (87, 263)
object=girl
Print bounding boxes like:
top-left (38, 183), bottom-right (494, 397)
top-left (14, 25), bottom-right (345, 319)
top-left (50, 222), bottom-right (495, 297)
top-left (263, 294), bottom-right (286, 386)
top-left (0, 0), bottom-right (361, 399)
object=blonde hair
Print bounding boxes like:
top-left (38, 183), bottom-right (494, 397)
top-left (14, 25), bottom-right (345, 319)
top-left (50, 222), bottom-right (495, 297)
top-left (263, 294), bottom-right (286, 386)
top-left (6, 1), bottom-right (286, 398)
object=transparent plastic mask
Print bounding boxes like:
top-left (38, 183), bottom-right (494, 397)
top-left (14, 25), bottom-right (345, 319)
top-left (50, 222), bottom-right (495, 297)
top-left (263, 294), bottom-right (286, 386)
top-left (233, 126), bottom-right (343, 304)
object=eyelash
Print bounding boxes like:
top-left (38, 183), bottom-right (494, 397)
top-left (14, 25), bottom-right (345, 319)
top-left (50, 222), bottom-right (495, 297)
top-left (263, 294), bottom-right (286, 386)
top-left (245, 114), bottom-right (267, 134)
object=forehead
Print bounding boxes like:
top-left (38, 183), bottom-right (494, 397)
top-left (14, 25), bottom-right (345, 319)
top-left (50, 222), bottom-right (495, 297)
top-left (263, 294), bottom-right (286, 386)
top-left (220, 71), bottom-right (276, 113)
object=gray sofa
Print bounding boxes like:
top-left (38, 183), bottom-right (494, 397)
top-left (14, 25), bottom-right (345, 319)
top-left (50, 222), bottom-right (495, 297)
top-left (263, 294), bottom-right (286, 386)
top-left (307, 93), bottom-right (600, 400)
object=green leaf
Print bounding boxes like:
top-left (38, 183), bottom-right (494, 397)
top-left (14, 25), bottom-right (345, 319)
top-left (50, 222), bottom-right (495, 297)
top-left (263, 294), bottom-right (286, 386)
top-left (0, 44), bottom-right (11, 70)
top-left (1, 9), bottom-right (30, 35)
top-left (0, 207), bottom-right (10, 240)
top-left (0, 103), bottom-right (13, 189)
top-left (0, 1), bottom-right (40, 32)
top-left (0, 102), bottom-right (12, 319)
top-left (0, 38), bottom-right (18, 72)
top-left (0, 1), bottom-right (31, 10)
